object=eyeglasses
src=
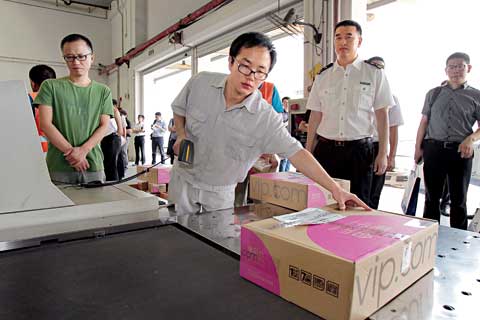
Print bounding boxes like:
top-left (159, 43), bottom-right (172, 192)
top-left (63, 53), bottom-right (92, 62)
top-left (234, 58), bottom-right (268, 80)
top-left (447, 64), bottom-right (466, 71)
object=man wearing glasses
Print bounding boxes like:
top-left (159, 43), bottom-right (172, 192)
top-left (35, 34), bottom-right (113, 184)
top-left (415, 52), bottom-right (480, 229)
top-left (169, 32), bottom-right (368, 214)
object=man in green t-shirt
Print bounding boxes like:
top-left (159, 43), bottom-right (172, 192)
top-left (35, 34), bottom-right (113, 184)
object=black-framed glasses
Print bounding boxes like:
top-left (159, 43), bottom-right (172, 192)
top-left (63, 53), bottom-right (92, 62)
top-left (234, 58), bottom-right (268, 80)
top-left (447, 64), bottom-right (466, 71)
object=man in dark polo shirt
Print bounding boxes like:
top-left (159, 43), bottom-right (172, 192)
top-left (415, 52), bottom-right (480, 229)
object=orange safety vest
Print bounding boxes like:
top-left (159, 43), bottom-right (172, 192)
top-left (29, 92), bottom-right (48, 153)
top-left (258, 82), bottom-right (274, 104)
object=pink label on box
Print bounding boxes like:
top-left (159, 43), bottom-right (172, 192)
top-left (254, 172), bottom-right (313, 184)
top-left (155, 168), bottom-right (170, 184)
top-left (307, 185), bottom-right (328, 208)
top-left (307, 215), bottom-right (421, 261)
top-left (240, 228), bottom-right (280, 295)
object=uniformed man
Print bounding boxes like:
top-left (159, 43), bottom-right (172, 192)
top-left (305, 20), bottom-right (394, 204)
top-left (367, 56), bottom-right (404, 209)
top-left (415, 52), bottom-right (480, 230)
top-left (169, 32), bottom-right (368, 214)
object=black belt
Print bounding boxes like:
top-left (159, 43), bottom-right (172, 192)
top-left (318, 136), bottom-right (372, 147)
top-left (424, 139), bottom-right (460, 149)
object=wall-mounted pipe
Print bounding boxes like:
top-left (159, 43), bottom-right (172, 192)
top-left (100, 0), bottom-right (231, 75)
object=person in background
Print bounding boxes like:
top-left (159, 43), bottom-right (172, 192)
top-left (115, 104), bottom-right (127, 180)
top-left (119, 108), bottom-right (132, 169)
top-left (306, 20), bottom-right (393, 204)
top-left (258, 81), bottom-right (283, 113)
top-left (133, 114), bottom-right (146, 165)
top-left (28, 64), bottom-right (56, 153)
top-left (101, 99), bottom-right (124, 181)
top-left (36, 33), bottom-right (113, 184)
top-left (170, 31), bottom-right (368, 213)
top-left (167, 118), bottom-right (177, 165)
top-left (415, 52), bottom-right (480, 229)
top-left (279, 96), bottom-right (291, 172)
top-left (366, 56), bottom-right (404, 209)
top-left (151, 111), bottom-right (167, 164)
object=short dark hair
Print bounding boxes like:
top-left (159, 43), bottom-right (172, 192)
top-left (335, 20), bottom-right (362, 36)
top-left (282, 96), bottom-right (290, 101)
top-left (119, 109), bottom-right (127, 116)
top-left (155, 112), bottom-right (161, 116)
top-left (29, 64), bottom-right (56, 86)
top-left (229, 32), bottom-right (277, 72)
top-left (61, 34), bottom-right (93, 52)
top-left (446, 52), bottom-right (470, 65)
top-left (138, 114), bottom-right (145, 120)
top-left (112, 99), bottom-right (118, 106)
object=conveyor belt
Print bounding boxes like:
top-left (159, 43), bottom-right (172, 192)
top-left (0, 225), bottom-right (320, 320)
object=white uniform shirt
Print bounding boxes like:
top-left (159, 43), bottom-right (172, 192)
top-left (373, 95), bottom-right (404, 141)
top-left (306, 57), bottom-right (394, 140)
top-left (105, 118), bottom-right (118, 136)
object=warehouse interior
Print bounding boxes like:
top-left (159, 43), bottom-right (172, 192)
top-left (0, 0), bottom-right (479, 319)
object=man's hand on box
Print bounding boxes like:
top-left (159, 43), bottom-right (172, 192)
top-left (331, 186), bottom-right (371, 211)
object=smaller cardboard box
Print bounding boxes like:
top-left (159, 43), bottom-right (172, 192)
top-left (253, 202), bottom-right (295, 218)
top-left (250, 172), bottom-right (350, 211)
top-left (240, 208), bottom-right (438, 320)
top-left (136, 165), bottom-right (150, 182)
top-left (148, 183), bottom-right (167, 194)
top-left (129, 181), bottom-right (149, 191)
top-left (136, 165), bottom-right (171, 184)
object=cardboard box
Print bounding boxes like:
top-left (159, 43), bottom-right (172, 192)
top-left (240, 208), bottom-right (438, 320)
top-left (129, 181), bottom-right (149, 191)
top-left (137, 165), bottom-right (171, 184)
top-left (253, 202), bottom-right (295, 218)
top-left (148, 183), bottom-right (167, 194)
top-left (250, 172), bottom-right (350, 211)
top-left (384, 171), bottom-right (409, 188)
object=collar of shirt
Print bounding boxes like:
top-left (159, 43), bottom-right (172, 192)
top-left (445, 81), bottom-right (469, 90)
top-left (210, 74), bottom-right (261, 114)
top-left (332, 56), bottom-right (363, 73)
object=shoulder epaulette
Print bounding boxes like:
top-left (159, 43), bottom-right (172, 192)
top-left (364, 60), bottom-right (382, 69)
top-left (317, 62), bottom-right (334, 75)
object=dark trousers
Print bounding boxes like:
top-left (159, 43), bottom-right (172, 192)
top-left (313, 137), bottom-right (374, 204)
top-left (167, 137), bottom-right (176, 165)
top-left (117, 145), bottom-right (126, 180)
top-left (101, 133), bottom-right (122, 181)
top-left (369, 142), bottom-right (386, 209)
top-left (152, 136), bottom-right (165, 164)
top-left (134, 136), bottom-right (145, 165)
top-left (423, 140), bottom-right (472, 230)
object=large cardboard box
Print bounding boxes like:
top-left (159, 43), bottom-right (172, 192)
top-left (250, 172), bottom-right (350, 211)
top-left (137, 165), bottom-right (171, 184)
top-left (240, 208), bottom-right (438, 320)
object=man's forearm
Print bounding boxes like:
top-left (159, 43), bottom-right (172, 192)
top-left (289, 149), bottom-right (340, 193)
top-left (42, 123), bottom-right (73, 153)
top-left (375, 108), bottom-right (389, 156)
top-left (306, 111), bottom-right (322, 152)
top-left (174, 113), bottom-right (186, 138)
top-left (415, 117), bottom-right (428, 150)
top-left (82, 121), bottom-right (109, 153)
top-left (389, 126), bottom-right (399, 159)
